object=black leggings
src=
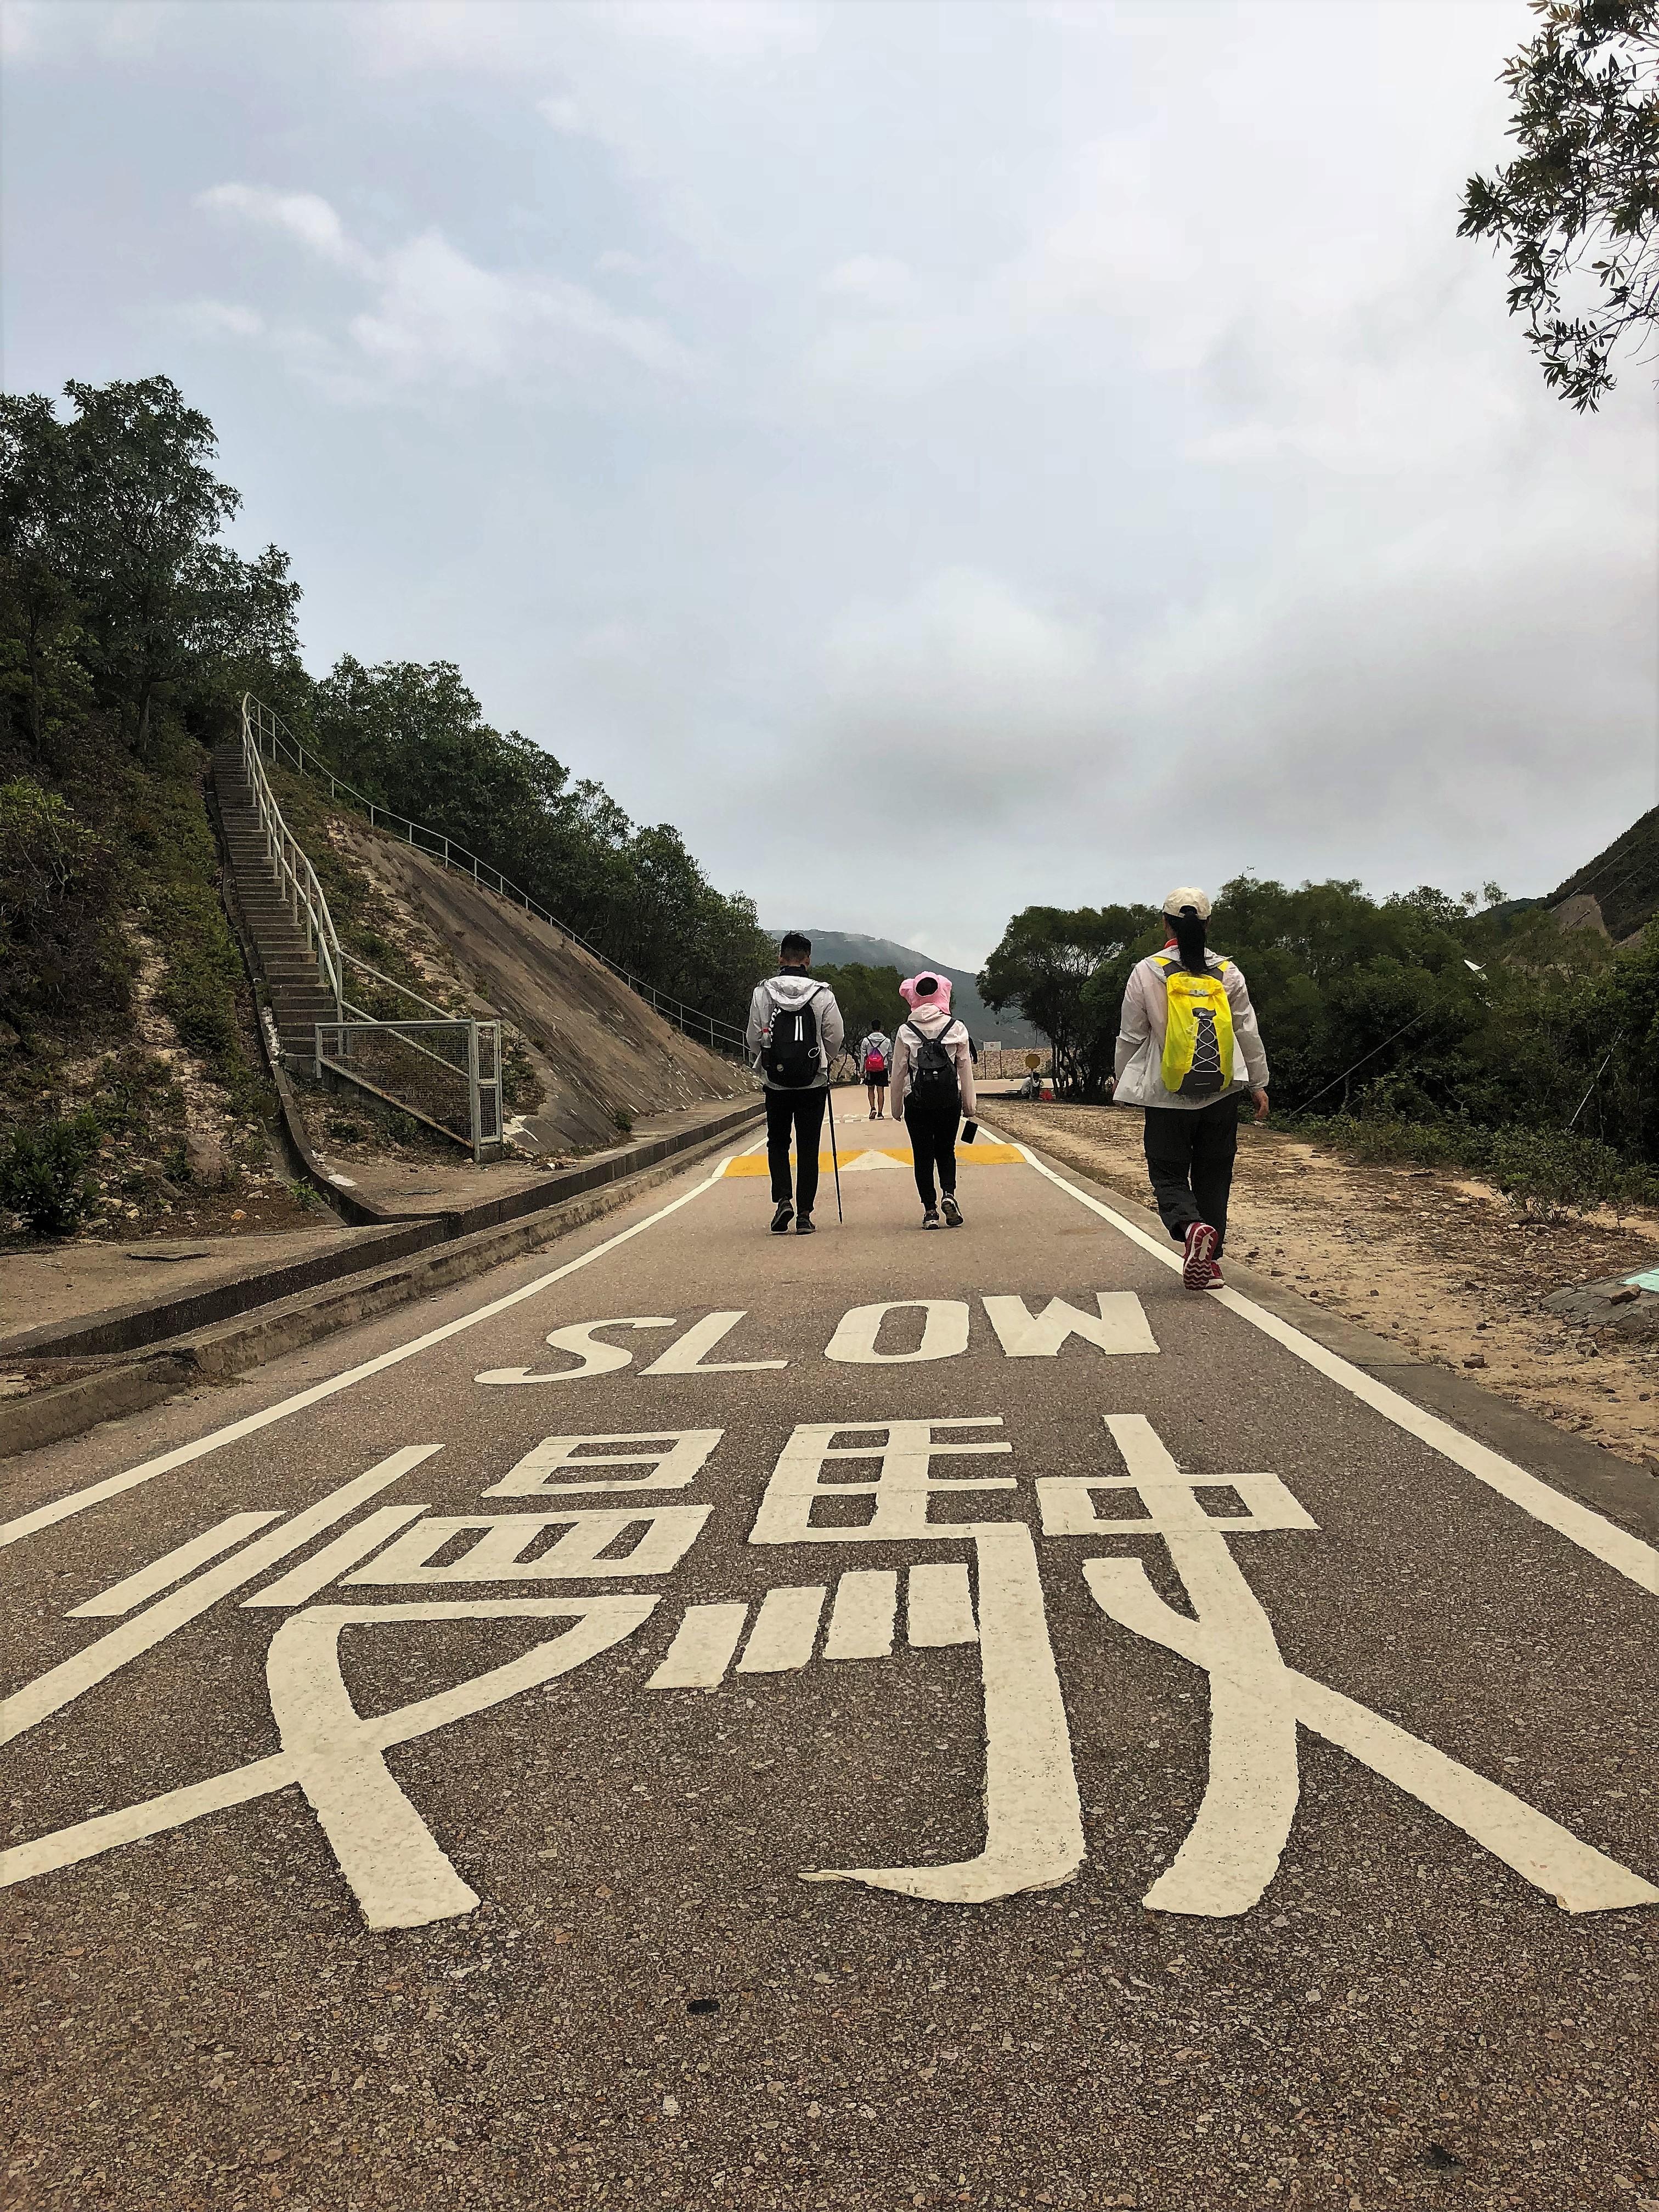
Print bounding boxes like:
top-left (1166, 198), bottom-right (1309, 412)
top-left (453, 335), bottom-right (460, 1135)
top-left (905, 1098), bottom-right (960, 1206)
top-left (1143, 1094), bottom-right (1240, 1255)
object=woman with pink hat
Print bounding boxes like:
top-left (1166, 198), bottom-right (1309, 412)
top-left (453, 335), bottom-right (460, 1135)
top-left (885, 972), bottom-right (977, 1229)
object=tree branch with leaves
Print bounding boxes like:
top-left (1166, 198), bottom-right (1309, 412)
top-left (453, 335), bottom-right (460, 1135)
top-left (1460, 0), bottom-right (1659, 410)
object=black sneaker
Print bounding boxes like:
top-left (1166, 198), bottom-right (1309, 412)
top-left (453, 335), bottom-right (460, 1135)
top-left (922, 1206), bottom-right (941, 1230)
top-left (795, 1212), bottom-right (816, 1235)
top-left (771, 1200), bottom-right (794, 1234)
top-left (941, 1193), bottom-right (963, 1227)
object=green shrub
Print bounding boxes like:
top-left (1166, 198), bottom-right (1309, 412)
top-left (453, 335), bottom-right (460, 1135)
top-left (1290, 1110), bottom-right (1659, 1215)
top-left (0, 1110), bottom-right (103, 1236)
top-left (0, 778), bottom-right (125, 1024)
top-left (1483, 1126), bottom-right (1658, 1215)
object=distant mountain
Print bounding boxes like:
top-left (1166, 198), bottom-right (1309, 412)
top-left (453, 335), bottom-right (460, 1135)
top-left (768, 928), bottom-right (1040, 1046)
top-left (1547, 803), bottom-right (1659, 944)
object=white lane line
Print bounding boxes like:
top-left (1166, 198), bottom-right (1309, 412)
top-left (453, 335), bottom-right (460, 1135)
top-left (646, 1601), bottom-right (750, 1691)
top-left (737, 1584), bottom-right (827, 1674)
top-left (0, 1453), bottom-right (436, 1748)
top-left (988, 1126), bottom-right (1659, 1598)
top-left (0, 1145), bottom-right (752, 1553)
top-left (69, 1513), bottom-right (282, 1618)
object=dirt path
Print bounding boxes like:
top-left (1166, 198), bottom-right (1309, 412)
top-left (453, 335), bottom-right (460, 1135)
top-left (991, 1101), bottom-right (1659, 1477)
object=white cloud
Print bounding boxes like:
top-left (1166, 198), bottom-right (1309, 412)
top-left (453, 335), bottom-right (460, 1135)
top-left (176, 299), bottom-right (266, 340)
top-left (21, 0), bottom-right (1657, 960)
top-left (821, 256), bottom-right (912, 308)
top-left (821, 569), bottom-right (1113, 817)
top-left (2, 0), bottom-right (178, 61)
top-left (198, 183), bottom-right (371, 273)
top-left (351, 231), bottom-right (698, 382)
top-left (193, 183), bottom-right (696, 392)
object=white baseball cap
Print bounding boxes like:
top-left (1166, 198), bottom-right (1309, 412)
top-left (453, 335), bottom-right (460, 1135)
top-left (1161, 885), bottom-right (1211, 920)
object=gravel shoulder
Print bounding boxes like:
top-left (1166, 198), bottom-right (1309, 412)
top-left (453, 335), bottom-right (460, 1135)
top-left (990, 1102), bottom-right (1659, 1477)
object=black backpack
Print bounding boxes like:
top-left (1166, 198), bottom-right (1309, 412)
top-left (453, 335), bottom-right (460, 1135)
top-left (764, 990), bottom-right (823, 1088)
top-left (904, 1021), bottom-right (960, 1105)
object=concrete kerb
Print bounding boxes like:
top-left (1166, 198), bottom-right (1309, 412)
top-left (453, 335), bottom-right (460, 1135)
top-left (0, 1105), bottom-right (763, 1463)
top-left (0, 1101), bottom-right (764, 1368)
top-left (1000, 1120), bottom-right (1659, 1550)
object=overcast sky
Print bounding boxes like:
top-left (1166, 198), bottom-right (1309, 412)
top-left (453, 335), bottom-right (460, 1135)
top-left (5, 0), bottom-right (1656, 967)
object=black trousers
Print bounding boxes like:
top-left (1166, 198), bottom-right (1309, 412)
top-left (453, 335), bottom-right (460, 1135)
top-left (765, 1085), bottom-right (827, 1209)
top-left (1143, 1094), bottom-right (1240, 1255)
top-left (905, 1097), bottom-right (960, 1206)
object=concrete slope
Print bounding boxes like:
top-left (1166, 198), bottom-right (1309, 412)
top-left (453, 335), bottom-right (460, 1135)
top-left (1548, 800), bottom-right (1659, 945)
top-left (340, 820), bottom-right (753, 1150)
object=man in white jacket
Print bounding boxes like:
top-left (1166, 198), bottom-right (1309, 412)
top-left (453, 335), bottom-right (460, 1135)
top-left (746, 932), bottom-right (845, 1235)
top-left (887, 973), bottom-right (977, 1229)
top-left (1111, 888), bottom-right (1268, 1289)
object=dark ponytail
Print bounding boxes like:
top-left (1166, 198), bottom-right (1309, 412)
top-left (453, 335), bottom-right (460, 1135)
top-left (1169, 907), bottom-right (1207, 974)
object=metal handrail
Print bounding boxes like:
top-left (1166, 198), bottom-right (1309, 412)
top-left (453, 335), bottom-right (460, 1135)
top-left (241, 693), bottom-right (748, 1059)
top-left (240, 696), bottom-right (347, 1022)
top-left (239, 698), bottom-right (452, 1031)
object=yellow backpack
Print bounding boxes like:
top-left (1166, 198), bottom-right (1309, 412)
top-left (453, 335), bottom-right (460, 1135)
top-left (1158, 955), bottom-right (1234, 1098)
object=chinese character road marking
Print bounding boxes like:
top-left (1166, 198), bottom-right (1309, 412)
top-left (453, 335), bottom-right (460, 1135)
top-left (804, 1527), bottom-right (1084, 1906)
top-left (72, 1512), bottom-right (283, 1618)
top-left (0, 1453), bottom-right (439, 1750)
top-left (1074, 1416), bottom-right (1657, 1918)
top-left (749, 1418), bottom-right (1014, 1545)
top-left (1, 1596), bottom-right (659, 1929)
top-left (482, 1429), bottom-right (725, 1497)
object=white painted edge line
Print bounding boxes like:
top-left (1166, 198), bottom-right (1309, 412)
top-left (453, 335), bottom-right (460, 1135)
top-left (0, 1138), bottom-right (761, 1552)
top-left (982, 1123), bottom-right (1659, 1599)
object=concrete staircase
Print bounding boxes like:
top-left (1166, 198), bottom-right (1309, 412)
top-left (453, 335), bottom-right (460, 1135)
top-left (213, 742), bottom-right (339, 1068)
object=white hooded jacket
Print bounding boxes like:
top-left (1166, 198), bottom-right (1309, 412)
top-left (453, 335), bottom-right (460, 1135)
top-left (1112, 947), bottom-right (1268, 1110)
top-left (746, 971), bottom-right (845, 1090)
top-left (888, 1005), bottom-right (977, 1117)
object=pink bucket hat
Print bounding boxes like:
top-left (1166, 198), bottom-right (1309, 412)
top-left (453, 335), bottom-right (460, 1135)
top-left (899, 971), bottom-right (952, 1013)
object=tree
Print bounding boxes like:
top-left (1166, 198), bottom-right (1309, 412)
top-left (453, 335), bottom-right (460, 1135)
top-left (307, 653), bottom-right (775, 1028)
top-left (1460, 0), bottom-right (1659, 410)
top-left (979, 905), bottom-right (1158, 1097)
top-left (1, 377), bottom-right (302, 757)
top-left (0, 395), bottom-right (79, 761)
top-left (812, 962), bottom-right (905, 1059)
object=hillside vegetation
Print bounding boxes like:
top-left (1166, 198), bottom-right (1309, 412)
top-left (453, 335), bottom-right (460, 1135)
top-left (980, 876), bottom-right (1659, 1212)
top-left (782, 928), bottom-right (1037, 1045)
top-left (0, 375), bottom-right (771, 1240)
top-left (1548, 803), bottom-right (1659, 944)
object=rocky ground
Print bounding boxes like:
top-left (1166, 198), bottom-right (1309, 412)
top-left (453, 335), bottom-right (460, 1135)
top-left (989, 1102), bottom-right (1659, 1479)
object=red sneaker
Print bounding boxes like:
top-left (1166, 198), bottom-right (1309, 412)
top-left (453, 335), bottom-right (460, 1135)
top-left (1182, 1221), bottom-right (1219, 1289)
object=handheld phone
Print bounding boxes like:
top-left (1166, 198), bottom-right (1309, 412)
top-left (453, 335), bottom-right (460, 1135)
top-left (961, 1120), bottom-right (979, 1145)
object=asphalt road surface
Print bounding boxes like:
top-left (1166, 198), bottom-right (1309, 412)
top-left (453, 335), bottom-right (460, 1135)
top-left (4, 1105), bottom-right (1657, 2212)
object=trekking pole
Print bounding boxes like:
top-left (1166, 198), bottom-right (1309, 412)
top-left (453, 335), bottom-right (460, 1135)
top-left (826, 1083), bottom-right (843, 1223)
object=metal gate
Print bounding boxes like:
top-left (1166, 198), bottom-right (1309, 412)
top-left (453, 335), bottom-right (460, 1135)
top-left (315, 1019), bottom-right (503, 1163)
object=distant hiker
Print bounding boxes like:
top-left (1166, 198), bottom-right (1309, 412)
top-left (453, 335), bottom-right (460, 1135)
top-left (887, 973), bottom-right (977, 1229)
top-left (747, 932), bottom-right (845, 1235)
top-left (1110, 887), bottom-right (1269, 1289)
top-left (858, 1025), bottom-right (893, 1119)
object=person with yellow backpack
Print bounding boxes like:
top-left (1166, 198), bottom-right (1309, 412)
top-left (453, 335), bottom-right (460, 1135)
top-left (1109, 888), bottom-right (1269, 1289)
